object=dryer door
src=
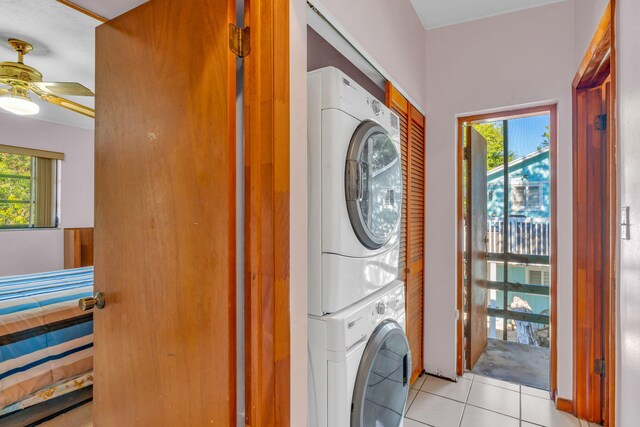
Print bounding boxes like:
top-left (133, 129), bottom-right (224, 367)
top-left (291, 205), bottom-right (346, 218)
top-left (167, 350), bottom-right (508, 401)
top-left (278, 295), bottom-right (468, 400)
top-left (345, 120), bottom-right (402, 249)
top-left (350, 319), bottom-right (411, 427)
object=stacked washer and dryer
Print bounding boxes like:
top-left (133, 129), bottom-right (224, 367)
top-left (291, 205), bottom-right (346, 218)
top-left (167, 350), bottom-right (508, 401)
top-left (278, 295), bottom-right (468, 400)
top-left (307, 67), bottom-right (411, 427)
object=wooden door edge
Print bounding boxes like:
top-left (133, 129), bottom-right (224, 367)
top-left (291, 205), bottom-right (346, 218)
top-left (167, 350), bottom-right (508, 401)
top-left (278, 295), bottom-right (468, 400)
top-left (571, 2), bottom-right (616, 425)
top-left (243, 0), bottom-right (291, 425)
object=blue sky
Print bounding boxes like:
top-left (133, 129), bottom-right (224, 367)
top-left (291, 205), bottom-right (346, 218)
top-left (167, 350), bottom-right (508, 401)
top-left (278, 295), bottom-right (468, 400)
top-left (507, 115), bottom-right (550, 158)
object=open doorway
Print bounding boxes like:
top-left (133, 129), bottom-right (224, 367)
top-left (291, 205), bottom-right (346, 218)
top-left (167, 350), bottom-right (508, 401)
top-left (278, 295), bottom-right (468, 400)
top-left (458, 106), bottom-right (558, 393)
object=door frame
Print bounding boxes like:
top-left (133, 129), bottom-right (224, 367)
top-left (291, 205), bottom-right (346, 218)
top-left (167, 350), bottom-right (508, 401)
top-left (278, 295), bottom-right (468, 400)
top-left (244, 0), bottom-right (291, 424)
top-left (456, 105), bottom-right (558, 399)
top-left (572, 1), bottom-right (617, 425)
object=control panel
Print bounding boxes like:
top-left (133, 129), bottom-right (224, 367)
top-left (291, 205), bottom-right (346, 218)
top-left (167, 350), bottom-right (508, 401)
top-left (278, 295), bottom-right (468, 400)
top-left (325, 281), bottom-right (405, 353)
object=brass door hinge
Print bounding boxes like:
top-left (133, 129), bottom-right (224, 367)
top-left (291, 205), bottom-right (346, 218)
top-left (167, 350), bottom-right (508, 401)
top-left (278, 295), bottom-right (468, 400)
top-left (229, 23), bottom-right (250, 58)
top-left (464, 146), bottom-right (470, 161)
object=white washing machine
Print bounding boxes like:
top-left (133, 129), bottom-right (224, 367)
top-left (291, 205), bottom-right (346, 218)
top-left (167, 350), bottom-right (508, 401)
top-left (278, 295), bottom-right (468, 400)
top-left (308, 67), bottom-right (403, 316)
top-left (308, 280), bottom-right (410, 427)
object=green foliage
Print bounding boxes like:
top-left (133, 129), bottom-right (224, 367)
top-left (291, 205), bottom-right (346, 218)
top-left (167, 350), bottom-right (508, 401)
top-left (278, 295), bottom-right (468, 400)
top-left (0, 153), bottom-right (32, 226)
top-left (472, 123), bottom-right (516, 170)
top-left (537, 125), bottom-right (550, 150)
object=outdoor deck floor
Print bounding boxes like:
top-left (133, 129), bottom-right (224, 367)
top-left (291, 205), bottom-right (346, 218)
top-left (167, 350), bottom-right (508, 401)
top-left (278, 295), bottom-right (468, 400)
top-left (473, 338), bottom-right (550, 390)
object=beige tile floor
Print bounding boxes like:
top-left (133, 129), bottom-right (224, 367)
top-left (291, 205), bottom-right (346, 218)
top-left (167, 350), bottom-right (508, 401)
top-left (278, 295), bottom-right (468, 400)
top-left (405, 373), bottom-right (601, 427)
top-left (36, 374), bottom-right (601, 427)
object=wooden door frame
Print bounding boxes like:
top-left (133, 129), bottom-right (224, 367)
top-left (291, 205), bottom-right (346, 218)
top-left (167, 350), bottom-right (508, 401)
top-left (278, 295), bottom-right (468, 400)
top-left (244, 0), bottom-right (291, 425)
top-left (572, 2), bottom-right (616, 425)
top-left (456, 105), bottom-right (559, 399)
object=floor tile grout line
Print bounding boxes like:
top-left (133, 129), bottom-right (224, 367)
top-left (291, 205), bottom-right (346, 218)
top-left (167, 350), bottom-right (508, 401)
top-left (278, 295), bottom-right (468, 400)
top-left (404, 414), bottom-right (436, 427)
top-left (520, 384), bottom-right (523, 421)
top-left (414, 388), bottom-right (469, 405)
top-left (458, 402), bottom-right (467, 427)
top-left (405, 386), bottom-right (419, 415)
top-left (464, 402), bottom-right (521, 421)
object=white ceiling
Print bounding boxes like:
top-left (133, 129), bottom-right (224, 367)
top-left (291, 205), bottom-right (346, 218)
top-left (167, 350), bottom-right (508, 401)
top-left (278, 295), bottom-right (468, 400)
top-left (410, 0), bottom-right (567, 29)
top-left (69, 0), bottom-right (147, 20)
top-left (0, 0), bottom-right (101, 129)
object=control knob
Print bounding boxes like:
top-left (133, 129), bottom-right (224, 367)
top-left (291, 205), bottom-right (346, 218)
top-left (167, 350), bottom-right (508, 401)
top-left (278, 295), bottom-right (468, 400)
top-left (376, 301), bottom-right (388, 315)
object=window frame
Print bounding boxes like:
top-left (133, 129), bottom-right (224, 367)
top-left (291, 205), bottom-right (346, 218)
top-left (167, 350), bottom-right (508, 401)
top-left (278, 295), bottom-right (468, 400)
top-left (0, 146), bottom-right (63, 230)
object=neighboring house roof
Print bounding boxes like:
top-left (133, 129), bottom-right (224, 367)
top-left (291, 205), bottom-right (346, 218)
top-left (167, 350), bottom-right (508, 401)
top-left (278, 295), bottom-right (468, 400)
top-left (486, 147), bottom-right (549, 178)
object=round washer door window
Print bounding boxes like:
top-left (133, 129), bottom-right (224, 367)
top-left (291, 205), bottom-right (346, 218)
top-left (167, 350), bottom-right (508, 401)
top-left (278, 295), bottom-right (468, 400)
top-left (345, 120), bottom-right (402, 249)
top-left (350, 320), bottom-right (411, 427)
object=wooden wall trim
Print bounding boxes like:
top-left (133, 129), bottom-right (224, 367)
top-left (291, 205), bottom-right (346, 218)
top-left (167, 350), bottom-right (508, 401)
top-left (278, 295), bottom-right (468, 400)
top-left (456, 117), bottom-right (464, 376)
top-left (573, 4), bottom-right (612, 89)
top-left (556, 398), bottom-right (574, 414)
top-left (56, 0), bottom-right (107, 22)
top-left (244, 0), bottom-right (291, 424)
top-left (549, 104), bottom-right (559, 403)
top-left (456, 105), bottom-right (558, 391)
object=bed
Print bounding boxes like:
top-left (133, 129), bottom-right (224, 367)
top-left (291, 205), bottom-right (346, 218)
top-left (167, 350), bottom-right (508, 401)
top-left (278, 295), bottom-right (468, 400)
top-left (0, 267), bottom-right (94, 415)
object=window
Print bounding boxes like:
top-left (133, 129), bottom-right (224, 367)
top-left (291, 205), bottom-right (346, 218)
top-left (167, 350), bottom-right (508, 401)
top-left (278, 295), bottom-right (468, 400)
top-left (510, 184), bottom-right (541, 211)
top-left (528, 268), bottom-right (550, 286)
top-left (0, 145), bottom-right (63, 229)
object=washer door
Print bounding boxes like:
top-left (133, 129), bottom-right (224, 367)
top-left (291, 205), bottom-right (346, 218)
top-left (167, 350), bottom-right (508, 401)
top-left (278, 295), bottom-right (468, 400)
top-left (345, 120), bottom-right (402, 249)
top-left (350, 320), bottom-right (411, 427)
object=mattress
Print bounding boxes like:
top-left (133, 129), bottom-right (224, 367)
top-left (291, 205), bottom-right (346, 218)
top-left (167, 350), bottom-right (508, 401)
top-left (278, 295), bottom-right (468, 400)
top-left (0, 267), bottom-right (94, 411)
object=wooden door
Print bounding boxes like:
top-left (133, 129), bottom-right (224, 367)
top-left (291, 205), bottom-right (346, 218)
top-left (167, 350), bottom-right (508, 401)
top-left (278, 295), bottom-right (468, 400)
top-left (574, 86), bottom-right (606, 423)
top-left (386, 84), bottom-right (425, 382)
top-left (466, 127), bottom-right (488, 369)
top-left (93, 1), bottom-right (236, 425)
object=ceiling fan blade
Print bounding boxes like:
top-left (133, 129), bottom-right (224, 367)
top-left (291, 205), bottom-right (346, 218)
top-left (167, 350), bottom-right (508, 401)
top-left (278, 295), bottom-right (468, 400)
top-left (31, 82), bottom-right (95, 97)
top-left (36, 92), bottom-right (95, 119)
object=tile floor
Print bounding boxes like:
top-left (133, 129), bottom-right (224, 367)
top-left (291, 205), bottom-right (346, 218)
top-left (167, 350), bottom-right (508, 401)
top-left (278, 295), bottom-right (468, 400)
top-left (32, 373), bottom-right (602, 427)
top-left (404, 373), bottom-right (601, 427)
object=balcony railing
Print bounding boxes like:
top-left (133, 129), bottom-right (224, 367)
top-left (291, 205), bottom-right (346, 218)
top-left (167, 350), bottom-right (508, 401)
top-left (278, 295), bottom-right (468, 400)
top-left (486, 219), bottom-right (551, 346)
top-left (488, 219), bottom-right (550, 256)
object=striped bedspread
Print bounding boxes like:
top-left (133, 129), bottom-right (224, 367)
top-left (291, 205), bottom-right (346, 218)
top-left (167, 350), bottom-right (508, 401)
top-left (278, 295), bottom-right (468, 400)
top-left (0, 267), bottom-right (94, 411)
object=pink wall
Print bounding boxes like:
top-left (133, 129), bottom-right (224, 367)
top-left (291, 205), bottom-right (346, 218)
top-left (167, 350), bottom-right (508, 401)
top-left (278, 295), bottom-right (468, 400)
top-left (423, 1), bottom-right (576, 397)
top-left (310, 0), bottom-right (427, 111)
top-left (616, 1), bottom-right (640, 424)
top-left (0, 113), bottom-right (94, 275)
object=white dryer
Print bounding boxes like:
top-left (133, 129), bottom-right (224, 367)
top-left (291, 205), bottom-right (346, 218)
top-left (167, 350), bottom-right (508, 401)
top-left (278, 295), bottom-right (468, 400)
top-left (308, 280), bottom-right (410, 427)
top-left (308, 67), bottom-right (403, 316)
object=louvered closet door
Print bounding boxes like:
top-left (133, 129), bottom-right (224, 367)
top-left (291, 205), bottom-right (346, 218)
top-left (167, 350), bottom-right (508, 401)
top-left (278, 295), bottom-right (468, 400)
top-left (386, 84), bottom-right (426, 382)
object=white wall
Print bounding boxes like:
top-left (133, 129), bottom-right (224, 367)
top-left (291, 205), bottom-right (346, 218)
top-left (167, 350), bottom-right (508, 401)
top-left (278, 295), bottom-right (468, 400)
top-left (0, 113), bottom-right (94, 276)
top-left (616, 1), bottom-right (640, 424)
top-left (423, 1), bottom-right (576, 399)
top-left (309, 0), bottom-right (427, 112)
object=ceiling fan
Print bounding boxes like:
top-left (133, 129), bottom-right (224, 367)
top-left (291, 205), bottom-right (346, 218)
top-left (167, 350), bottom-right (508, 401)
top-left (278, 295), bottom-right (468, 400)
top-left (0, 38), bottom-right (94, 118)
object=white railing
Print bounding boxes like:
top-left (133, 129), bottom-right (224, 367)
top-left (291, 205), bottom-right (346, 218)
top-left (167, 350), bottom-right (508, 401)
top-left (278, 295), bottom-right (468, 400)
top-left (487, 219), bottom-right (550, 256)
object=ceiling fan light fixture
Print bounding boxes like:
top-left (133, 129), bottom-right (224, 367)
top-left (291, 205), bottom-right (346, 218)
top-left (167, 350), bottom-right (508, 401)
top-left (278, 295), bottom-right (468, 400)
top-left (0, 93), bottom-right (40, 116)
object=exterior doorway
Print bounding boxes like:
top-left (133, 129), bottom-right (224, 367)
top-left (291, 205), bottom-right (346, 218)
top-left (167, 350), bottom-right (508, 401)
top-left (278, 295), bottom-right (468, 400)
top-left (457, 105), bottom-right (558, 394)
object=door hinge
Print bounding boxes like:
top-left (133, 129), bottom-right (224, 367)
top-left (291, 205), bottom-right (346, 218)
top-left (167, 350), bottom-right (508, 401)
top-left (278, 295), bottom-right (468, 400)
top-left (464, 146), bottom-right (470, 161)
top-left (229, 23), bottom-right (250, 58)
top-left (595, 114), bottom-right (607, 131)
top-left (595, 359), bottom-right (606, 377)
